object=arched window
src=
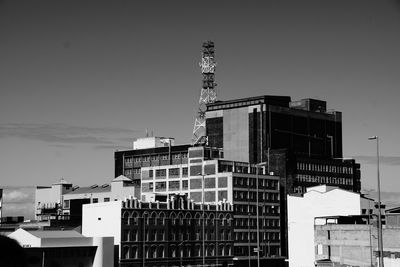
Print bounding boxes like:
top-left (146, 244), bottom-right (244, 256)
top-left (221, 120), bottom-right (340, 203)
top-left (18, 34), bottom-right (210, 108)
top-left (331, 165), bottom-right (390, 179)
top-left (209, 244), bottom-right (215, 256)
top-left (158, 245), bottom-right (165, 258)
top-left (159, 212), bottom-right (166, 225)
top-left (178, 212), bottom-right (184, 225)
top-left (170, 212), bottom-right (176, 225)
top-left (131, 246), bottom-right (138, 259)
top-left (170, 245), bottom-right (176, 257)
top-left (219, 244), bottom-right (224, 256)
top-left (123, 246), bottom-right (130, 259)
top-left (209, 213), bottom-right (215, 226)
top-left (186, 244), bottom-right (191, 257)
top-left (195, 213), bottom-right (202, 226)
top-left (225, 245), bottom-right (231, 256)
top-left (185, 213), bottom-right (192, 225)
top-left (122, 211), bottom-right (130, 225)
top-left (151, 246), bottom-right (157, 258)
top-left (150, 212), bottom-right (157, 225)
top-left (130, 211), bottom-right (138, 225)
top-left (195, 245), bottom-right (201, 257)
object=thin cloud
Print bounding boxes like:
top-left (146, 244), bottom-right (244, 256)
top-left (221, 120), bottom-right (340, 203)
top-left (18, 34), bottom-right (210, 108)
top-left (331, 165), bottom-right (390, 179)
top-left (0, 123), bottom-right (139, 147)
top-left (353, 155), bottom-right (400, 166)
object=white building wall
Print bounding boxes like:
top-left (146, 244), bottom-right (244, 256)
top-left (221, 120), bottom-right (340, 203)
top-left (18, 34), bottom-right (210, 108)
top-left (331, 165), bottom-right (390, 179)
top-left (92, 237), bottom-right (114, 267)
top-left (82, 201), bottom-right (122, 246)
top-left (8, 228), bottom-right (41, 247)
top-left (288, 186), bottom-right (361, 267)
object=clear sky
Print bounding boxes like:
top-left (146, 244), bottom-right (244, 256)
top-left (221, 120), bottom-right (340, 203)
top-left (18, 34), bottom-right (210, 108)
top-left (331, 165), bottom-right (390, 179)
top-left (1, 0), bottom-right (399, 192)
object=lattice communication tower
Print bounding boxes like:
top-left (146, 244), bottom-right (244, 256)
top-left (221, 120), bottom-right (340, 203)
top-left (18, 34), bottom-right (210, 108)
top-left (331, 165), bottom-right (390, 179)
top-left (192, 41), bottom-right (217, 145)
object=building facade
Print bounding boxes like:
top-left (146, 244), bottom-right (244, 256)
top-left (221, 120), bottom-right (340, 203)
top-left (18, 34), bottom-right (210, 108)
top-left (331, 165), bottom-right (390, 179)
top-left (139, 146), bottom-right (283, 266)
top-left (8, 228), bottom-right (114, 267)
top-left (315, 215), bottom-right (400, 267)
top-left (288, 185), bottom-right (362, 267)
top-left (34, 176), bottom-right (138, 228)
top-left (82, 195), bottom-right (234, 267)
top-left (205, 95), bottom-right (343, 163)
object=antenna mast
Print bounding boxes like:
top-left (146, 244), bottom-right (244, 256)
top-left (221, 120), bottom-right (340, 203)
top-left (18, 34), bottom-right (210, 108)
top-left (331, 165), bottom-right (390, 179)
top-left (192, 41), bottom-right (217, 145)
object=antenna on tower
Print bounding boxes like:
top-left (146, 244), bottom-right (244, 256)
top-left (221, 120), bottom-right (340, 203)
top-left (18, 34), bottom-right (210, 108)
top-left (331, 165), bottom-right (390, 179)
top-left (192, 41), bottom-right (217, 145)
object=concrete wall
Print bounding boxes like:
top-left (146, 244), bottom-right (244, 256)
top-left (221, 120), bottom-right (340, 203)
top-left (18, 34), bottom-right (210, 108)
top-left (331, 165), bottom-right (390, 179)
top-left (315, 224), bottom-right (400, 267)
top-left (288, 186), bottom-right (361, 267)
top-left (222, 106), bottom-right (251, 162)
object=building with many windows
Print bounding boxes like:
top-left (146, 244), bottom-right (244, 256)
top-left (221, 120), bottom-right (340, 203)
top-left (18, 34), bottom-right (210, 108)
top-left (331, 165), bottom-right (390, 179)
top-left (140, 146), bottom-right (284, 266)
top-left (82, 195), bottom-right (234, 267)
top-left (114, 137), bottom-right (223, 186)
top-left (206, 95), bottom-right (343, 163)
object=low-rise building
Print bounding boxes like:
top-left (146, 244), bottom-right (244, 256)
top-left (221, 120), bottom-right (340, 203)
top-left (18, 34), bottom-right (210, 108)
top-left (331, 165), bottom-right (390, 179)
top-left (315, 215), bottom-right (400, 267)
top-left (82, 195), bottom-right (234, 267)
top-left (35, 176), bottom-right (138, 228)
top-left (288, 185), bottom-right (363, 267)
top-left (8, 228), bottom-right (114, 267)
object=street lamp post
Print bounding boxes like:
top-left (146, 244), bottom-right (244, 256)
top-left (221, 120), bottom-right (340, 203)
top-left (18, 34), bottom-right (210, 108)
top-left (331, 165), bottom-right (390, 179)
top-left (200, 172), bottom-right (206, 267)
top-left (369, 136), bottom-right (384, 267)
top-left (363, 190), bottom-right (374, 267)
top-left (255, 162), bottom-right (267, 267)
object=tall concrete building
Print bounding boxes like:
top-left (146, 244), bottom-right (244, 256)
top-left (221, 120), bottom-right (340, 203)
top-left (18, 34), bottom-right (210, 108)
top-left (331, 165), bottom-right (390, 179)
top-left (206, 95), bottom-right (343, 163)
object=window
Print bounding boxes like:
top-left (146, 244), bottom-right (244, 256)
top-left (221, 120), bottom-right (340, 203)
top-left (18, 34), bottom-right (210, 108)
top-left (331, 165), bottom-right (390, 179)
top-left (155, 182), bottom-right (167, 192)
top-left (155, 169), bottom-right (166, 178)
top-left (161, 154), bottom-right (169, 160)
top-left (104, 197), bottom-right (110, 202)
top-left (133, 168), bottom-right (140, 174)
top-left (92, 198), bottom-right (98, 203)
top-left (63, 200), bottom-right (70, 209)
top-left (182, 167), bottom-right (188, 177)
top-left (169, 181), bottom-right (180, 191)
top-left (182, 180), bottom-right (188, 190)
top-left (169, 168), bottom-right (180, 177)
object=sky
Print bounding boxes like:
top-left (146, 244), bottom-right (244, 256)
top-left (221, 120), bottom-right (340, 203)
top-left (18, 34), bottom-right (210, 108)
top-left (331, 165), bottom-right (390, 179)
top-left (1, 0), bottom-right (400, 194)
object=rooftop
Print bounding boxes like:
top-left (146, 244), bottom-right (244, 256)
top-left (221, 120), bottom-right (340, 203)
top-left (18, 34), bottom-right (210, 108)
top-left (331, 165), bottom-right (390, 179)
top-left (28, 230), bottom-right (84, 238)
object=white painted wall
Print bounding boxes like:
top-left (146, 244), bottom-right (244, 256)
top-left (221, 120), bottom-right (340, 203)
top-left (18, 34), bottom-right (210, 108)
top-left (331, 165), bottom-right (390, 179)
top-left (288, 186), bottom-right (361, 267)
top-left (92, 237), bottom-right (114, 267)
top-left (8, 228), bottom-right (41, 247)
top-left (82, 201), bottom-right (122, 245)
top-left (8, 229), bottom-right (114, 267)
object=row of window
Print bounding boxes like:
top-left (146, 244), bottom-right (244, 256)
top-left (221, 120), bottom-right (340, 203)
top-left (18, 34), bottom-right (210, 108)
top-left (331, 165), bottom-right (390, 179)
top-left (297, 162), bottom-right (354, 174)
top-left (235, 231), bottom-right (280, 242)
top-left (122, 244), bottom-right (232, 260)
top-left (122, 212), bottom-right (233, 227)
top-left (233, 190), bottom-right (280, 202)
top-left (208, 100), bottom-right (260, 111)
top-left (124, 153), bottom-right (188, 164)
top-left (234, 204), bottom-right (279, 215)
top-left (142, 181), bottom-right (189, 192)
top-left (123, 228), bottom-right (232, 242)
top-left (233, 177), bottom-right (279, 190)
top-left (142, 168), bottom-right (189, 179)
top-left (234, 218), bottom-right (280, 229)
top-left (234, 245), bottom-right (279, 257)
top-left (296, 174), bottom-right (354, 186)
